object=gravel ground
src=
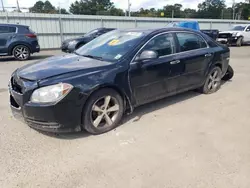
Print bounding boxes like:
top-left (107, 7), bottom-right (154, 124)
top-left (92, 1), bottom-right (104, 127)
top-left (0, 48), bottom-right (250, 188)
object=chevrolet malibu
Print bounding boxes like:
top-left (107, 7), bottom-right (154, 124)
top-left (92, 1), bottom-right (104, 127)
top-left (9, 28), bottom-right (232, 135)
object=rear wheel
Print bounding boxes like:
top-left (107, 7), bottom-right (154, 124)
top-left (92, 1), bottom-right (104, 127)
top-left (200, 66), bottom-right (222, 94)
top-left (83, 88), bottom-right (124, 135)
top-left (222, 65), bottom-right (234, 81)
top-left (13, 45), bottom-right (30, 61)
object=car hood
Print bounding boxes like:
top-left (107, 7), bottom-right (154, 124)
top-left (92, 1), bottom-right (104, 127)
top-left (17, 54), bottom-right (112, 81)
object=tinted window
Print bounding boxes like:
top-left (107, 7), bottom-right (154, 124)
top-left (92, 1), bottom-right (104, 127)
top-left (0, 26), bottom-right (9, 33)
top-left (9, 27), bottom-right (16, 33)
top-left (143, 33), bottom-right (176, 57)
top-left (177, 33), bottom-right (207, 52)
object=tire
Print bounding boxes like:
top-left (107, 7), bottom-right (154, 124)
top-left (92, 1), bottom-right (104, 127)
top-left (200, 66), bottom-right (222, 94)
top-left (83, 88), bottom-right (124, 135)
top-left (13, 45), bottom-right (31, 61)
top-left (236, 37), bottom-right (243, 47)
top-left (222, 65), bottom-right (234, 81)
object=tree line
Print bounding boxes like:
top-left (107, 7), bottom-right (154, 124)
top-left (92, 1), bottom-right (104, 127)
top-left (29, 0), bottom-right (250, 20)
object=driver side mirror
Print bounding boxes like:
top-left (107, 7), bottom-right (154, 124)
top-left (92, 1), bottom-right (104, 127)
top-left (136, 50), bottom-right (158, 62)
top-left (247, 29), bottom-right (250, 32)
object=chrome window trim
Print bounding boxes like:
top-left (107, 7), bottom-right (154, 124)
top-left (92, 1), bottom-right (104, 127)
top-left (130, 30), bottom-right (210, 64)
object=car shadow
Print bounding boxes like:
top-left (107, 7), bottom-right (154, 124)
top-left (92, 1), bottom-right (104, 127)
top-left (0, 54), bottom-right (53, 62)
top-left (40, 80), bottom-right (232, 140)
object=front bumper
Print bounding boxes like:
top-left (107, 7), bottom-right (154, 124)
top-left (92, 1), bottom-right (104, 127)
top-left (217, 36), bottom-right (241, 45)
top-left (9, 79), bottom-right (83, 133)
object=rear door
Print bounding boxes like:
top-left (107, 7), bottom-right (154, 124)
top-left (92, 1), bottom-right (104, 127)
top-left (175, 32), bottom-right (213, 89)
top-left (0, 26), bottom-right (16, 54)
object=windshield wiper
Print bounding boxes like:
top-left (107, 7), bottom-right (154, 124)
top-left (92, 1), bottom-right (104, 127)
top-left (82, 54), bottom-right (104, 61)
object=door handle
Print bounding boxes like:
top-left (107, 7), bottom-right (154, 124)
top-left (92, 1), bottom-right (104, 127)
top-left (205, 53), bottom-right (212, 57)
top-left (170, 60), bottom-right (180, 65)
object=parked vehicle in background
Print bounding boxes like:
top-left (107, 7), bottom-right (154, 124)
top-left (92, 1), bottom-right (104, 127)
top-left (217, 24), bottom-right (250, 46)
top-left (168, 21), bottom-right (219, 40)
top-left (0, 24), bottom-right (40, 60)
top-left (9, 28), bottom-right (232, 135)
top-left (61, 28), bottom-right (116, 53)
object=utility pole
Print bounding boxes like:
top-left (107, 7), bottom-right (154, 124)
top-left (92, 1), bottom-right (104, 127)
top-left (172, 10), bottom-right (174, 19)
top-left (0, 0), bottom-right (5, 12)
top-left (232, 0), bottom-right (235, 20)
top-left (16, 0), bottom-right (20, 12)
top-left (128, 0), bottom-right (131, 17)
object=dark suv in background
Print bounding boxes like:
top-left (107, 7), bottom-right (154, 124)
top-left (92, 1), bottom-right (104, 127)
top-left (0, 24), bottom-right (40, 60)
top-left (61, 28), bottom-right (115, 53)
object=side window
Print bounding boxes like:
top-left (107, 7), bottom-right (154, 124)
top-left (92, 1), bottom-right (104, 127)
top-left (9, 27), bottom-right (16, 33)
top-left (176, 33), bottom-right (207, 52)
top-left (246, 26), bottom-right (250, 32)
top-left (142, 33), bottom-right (176, 57)
top-left (0, 26), bottom-right (9, 34)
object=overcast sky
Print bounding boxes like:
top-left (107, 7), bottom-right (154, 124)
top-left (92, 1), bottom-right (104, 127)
top-left (2, 0), bottom-right (244, 11)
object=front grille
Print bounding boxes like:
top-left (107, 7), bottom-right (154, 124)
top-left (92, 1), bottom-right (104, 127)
top-left (218, 33), bottom-right (232, 39)
top-left (11, 77), bottom-right (22, 94)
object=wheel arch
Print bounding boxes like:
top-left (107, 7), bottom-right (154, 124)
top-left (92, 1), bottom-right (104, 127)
top-left (81, 84), bottom-right (133, 124)
top-left (8, 42), bottom-right (32, 55)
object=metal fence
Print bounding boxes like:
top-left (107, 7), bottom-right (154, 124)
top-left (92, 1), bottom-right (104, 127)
top-left (1, 12), bottom-right (250, 49)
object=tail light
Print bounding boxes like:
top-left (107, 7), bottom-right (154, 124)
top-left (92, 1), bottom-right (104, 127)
top-left (25, 34), bottom-right (37, 38)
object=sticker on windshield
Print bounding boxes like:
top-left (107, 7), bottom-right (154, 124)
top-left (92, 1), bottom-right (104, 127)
top-left (108, 39), bottom-right (120, 46)
top-left (126, 32), bottom-right (142, 37)
top-left (114, 54), bottom-right (122, 59)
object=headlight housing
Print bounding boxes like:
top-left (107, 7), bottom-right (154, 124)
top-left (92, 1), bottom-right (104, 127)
top-left (30, 83), bottom-right (73, 104)
top-left (68, 40), bottom-right (78, 46)
top-left (232, 32), bottom-right (238, 37)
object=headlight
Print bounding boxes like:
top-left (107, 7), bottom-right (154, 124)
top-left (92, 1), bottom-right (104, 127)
top-left (68, 40), bottom-right (78, 46)
top-left (232, 32), bottom-right (238, 37)
top-left (30, 83), bottom-right (73, 104)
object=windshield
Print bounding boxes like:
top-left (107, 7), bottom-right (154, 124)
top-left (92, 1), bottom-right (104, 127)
top-left (232, 26), bottom-right (246, 31)
top-left (83, 29), bottom-right (99, 37)
top-left (76, 30), bottom-right (146, 62)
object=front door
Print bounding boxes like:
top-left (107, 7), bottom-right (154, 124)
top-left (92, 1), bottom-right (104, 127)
top-left (129, 32), bottom-right (183, 105)
top-left (244, 25), bottom-right (250, 43)
top-left (175, 32), bottom-right (213, 89)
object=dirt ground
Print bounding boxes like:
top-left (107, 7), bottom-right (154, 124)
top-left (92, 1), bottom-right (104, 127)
top-left (0, 47), bottom-right (250, 188)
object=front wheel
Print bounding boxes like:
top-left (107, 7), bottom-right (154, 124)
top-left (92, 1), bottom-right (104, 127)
top-left (13, 45), bottom-right (30, 61)
top-left (236, 37), bottom-right (243, 47)
top-left (200, 66), bottom-right (222, 94)
top-left (222, 65), bottom-right (234, 81)
top-left (83, 88), bottom-right (124, 135)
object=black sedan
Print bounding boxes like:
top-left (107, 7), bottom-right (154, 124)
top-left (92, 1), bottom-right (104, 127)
top-left (61, 28), bottom-right (115, 53)
top-left (9, 28), bottom-right (232, 135)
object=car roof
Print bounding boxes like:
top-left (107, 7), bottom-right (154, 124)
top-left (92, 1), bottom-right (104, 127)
top-left (119, 27), bottom-right (201, 34)
top-left (0, 23), bottom-right (28, 27)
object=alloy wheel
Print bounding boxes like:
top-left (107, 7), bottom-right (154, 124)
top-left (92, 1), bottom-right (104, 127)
top-left (14, 46), bottom-right (29, 60)
top-left (91, 96), bottom-right (120, 128)
top-left (207, 69), bottom-right (221, 91)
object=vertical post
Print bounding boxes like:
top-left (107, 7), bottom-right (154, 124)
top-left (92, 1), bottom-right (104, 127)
top-left (172, 10), bottom-right (174, 19)
top-left (101, 18), bottom-right (104, 27)
top-left (58, 4), bottom-right (63, 43)
top-left (0, 0), bottom-right (5, 12)
top-left (128, 0), bottom-right (131, 17)
top-left (232, 0), bottom-right (235, 20)
top-left (134, 18), bottom-right (137, 28)
top-left (6, 11), bottom-right (8, 23)
top-left (210, 22), bottom-right (212, 30)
